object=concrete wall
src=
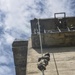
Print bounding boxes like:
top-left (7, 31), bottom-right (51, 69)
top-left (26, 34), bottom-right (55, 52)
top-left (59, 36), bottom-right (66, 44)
top-left (12, 41), bottom-right (28, 75)
top-left (32, 31), bottom-right (75, 48)
top-left (30, 17), bottom-right (75, 34)
top-left (27, 39), bottom-right (75, 75)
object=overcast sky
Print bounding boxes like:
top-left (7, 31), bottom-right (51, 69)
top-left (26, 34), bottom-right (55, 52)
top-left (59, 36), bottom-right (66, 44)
top-left (0, 0), bottom-right (75, 75)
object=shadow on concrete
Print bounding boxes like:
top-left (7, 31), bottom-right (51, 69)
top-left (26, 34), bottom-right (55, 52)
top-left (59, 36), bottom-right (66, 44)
top-left (32, 46), bottom-right (75, 54)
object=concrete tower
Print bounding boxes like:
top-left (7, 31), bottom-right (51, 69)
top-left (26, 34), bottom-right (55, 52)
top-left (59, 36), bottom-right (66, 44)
top-left (12, 40), bottom-right (28, 75)
top-left (12, 13), bottom-right (75, 75)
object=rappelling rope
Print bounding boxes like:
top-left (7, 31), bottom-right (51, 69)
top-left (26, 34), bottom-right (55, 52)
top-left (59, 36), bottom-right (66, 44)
top-left (37, 19), bottom-right (44, 75)
top-left (42, 70), bottom-right (44, 75)
top-left (37, 19), bottom-right (43, 57)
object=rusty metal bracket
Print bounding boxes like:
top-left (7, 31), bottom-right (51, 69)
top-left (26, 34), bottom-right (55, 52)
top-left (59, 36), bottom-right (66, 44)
top-left (54, 12), bottom-right (66, 18)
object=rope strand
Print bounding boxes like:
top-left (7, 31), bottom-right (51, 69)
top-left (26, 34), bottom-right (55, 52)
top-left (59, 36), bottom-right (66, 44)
top-left (37, 19), bottom-right (43, 57)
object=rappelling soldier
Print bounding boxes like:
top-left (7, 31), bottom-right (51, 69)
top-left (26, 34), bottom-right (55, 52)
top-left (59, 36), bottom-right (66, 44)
top-left (37, 53), bottom-right (50, 71)
top-left (38, 53), bottom-right (50, 65)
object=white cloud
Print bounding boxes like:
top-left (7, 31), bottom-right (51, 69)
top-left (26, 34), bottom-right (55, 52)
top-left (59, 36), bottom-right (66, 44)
top-left (0, 66), bottom-right (15, 75)
top-left (3, 33), bottom-right (14, 44)
top-left (43, 0), bottom-right (71, 17)
top-left (0, 56), bottom-right (10, 64)
top-left (0, 0), bottom-right (11, 12)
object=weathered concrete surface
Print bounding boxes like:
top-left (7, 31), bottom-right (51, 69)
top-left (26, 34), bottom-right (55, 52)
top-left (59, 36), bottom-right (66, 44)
top-left (27, 39), bottom-right (75, 75)
top-left (31, 16), bottom-right (75, 48)
top-left (31, 17), bottom-right (75, 34)
top-left (32, 31), bottom-right (75, 48)
top-left (12, 41), bottom-right (28, 75)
